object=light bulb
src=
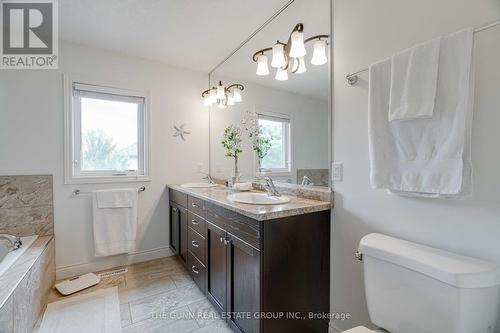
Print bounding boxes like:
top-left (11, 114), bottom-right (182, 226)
top-left (203, 95), bottom-right (212, 106)
top-left (275, 67), bottom-right (288, 81)
top-left (289, 30), bottom-right (306, 58)
top-left (209, 88), bottom-right (217, 103)
top-left (311, 40), bottom-right (328, 65)
top-left (227, 92), bottom-right (235, 106)
top-left (256, 54), bottom-right (270, 76)
top-left (292, 57), bottom-right (307, 74)
top-left (233, 88), bottom-right (242, 102)
top-left (216, 84), bottom-right (225, 100)
top-left (217, 99), bottom-right (226, 109)
top-left (271, 43), bottom-right (286, 68)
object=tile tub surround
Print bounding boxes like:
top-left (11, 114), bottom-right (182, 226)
top-left (0, 236), bottom-right (55, 333)
top-left (45, 257), bottom-right (232, 333)
top-left (168, 184), bottom-right (331, 221)
top-left (0, 175), bottom-right (54, 236)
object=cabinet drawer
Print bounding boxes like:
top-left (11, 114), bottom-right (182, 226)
top-left (188, 211), bottom-right (206, 237)
top-left (206, 202), bottom-right (261, 250)
top-left (188, 196), bottom-right (205, 217)
top-left (169, 188), bottom-right (187, 208)
top-left (188, 227), bottom-right (206, 265)
top-left (188, 251), bottom-right (206, 294)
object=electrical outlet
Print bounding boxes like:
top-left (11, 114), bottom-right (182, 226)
top-left (332, 162), bottom-right (343, 182)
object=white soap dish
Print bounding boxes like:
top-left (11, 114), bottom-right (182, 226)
top-left (55, 273), bottom-right (100, 296)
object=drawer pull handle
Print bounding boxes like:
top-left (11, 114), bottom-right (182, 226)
top-left (191, 219), bottom-right (199, 225)
top-left (220, 236), bottom-right (224, 243)
top-left (191, 265), bottom-right (199, 274)
top-left (191, 202), bottom-right (198, 208)
top-left (191, 240), bottom-right (199, 248)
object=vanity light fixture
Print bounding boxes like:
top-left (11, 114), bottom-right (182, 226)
top-left (202, 81), bottom-right (244, 107)
top-left (252, 23), bottom-right (329, 80)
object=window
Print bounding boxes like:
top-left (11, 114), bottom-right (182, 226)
top-left (64, 78), bottom-right (150, 183)
top-left (257, 113), bottom-right (291, 173)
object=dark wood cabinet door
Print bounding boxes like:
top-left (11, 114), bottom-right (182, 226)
top-left (179, 206), bottom-right (188, 264)
top-left (227, 234), bottom-right (261, 333)
top-left (206, 221), bottom-right (227, 312)
top-left (169, 203), bottom-right (180, 255)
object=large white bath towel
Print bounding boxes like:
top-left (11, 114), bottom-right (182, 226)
top-left (368, 29), bottom-right (474, 198)
top-left (92, 188), bottom-right (138, 256)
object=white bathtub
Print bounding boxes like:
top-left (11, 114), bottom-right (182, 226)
top-left (0, 235), bottom-right (38, 278)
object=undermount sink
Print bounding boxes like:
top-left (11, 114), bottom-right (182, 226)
top-left (180, 182), bottom-right (218, 188)
top-left (227, 192), bottom-right (291, 205)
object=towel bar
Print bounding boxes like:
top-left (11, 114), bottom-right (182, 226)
top-left (73, 186), bottom-right (146, 196)
top-left (345, 17), bottom-right (500, 85)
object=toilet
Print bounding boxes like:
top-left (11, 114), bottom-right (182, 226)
top-left (342, 233), bottom-right (500, 333)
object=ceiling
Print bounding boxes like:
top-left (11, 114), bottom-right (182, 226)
top-left (59, 0), bottom-right (292, 73)
top-left (211, 0), bottom-right (330, 101)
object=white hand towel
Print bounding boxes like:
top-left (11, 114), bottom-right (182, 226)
top-left (389, 37), bottom-right (441, 121)
top-left (369, 29), bottom-right (474, 198)
top-left (92, 189), bottom-right (138, 257)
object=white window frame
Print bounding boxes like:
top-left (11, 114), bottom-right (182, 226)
top-left (64, 75), bottom-right (151, 184)
top-left (256, 111), bottom-right (292, 175)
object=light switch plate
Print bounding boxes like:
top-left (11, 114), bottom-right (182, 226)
top-left (332, 162), bottom-right (343, 182)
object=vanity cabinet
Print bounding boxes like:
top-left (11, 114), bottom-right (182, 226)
top-left (168, 187), bottom-right (330, 333)
top-left (206, 221), bottom-right (227, 312)
top-left (168, 189), bottom-right (188, 265)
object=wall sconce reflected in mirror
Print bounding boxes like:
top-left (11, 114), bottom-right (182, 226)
top-left (252, 23), bottom-right (329, 81)
top-left (202, 81), bottom-right (244, 108)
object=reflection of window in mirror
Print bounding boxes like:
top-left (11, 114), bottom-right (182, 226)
top-left (257, 113), bottom-right (291, 174)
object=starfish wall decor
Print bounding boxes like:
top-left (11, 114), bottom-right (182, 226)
top-left (173, 124), bottom-right (190, 141)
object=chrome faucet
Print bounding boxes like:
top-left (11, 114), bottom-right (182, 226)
top-left (201, 173), bottom-right (215, 184)
top-left (301, 175), bottom-right (314, 186)
top-left (0, 234), bottom-right (22, 250)
top-left (264, 177), bottom-right (281, 197)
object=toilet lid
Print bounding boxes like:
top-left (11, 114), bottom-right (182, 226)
top-left (341, 326), bottom-right (375, 333)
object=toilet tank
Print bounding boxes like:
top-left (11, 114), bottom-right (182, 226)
top-left (359, 234), bottom-right (500, 333)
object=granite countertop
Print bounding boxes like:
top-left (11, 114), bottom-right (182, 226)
top-left (168, 184), bottom-right (331, 221)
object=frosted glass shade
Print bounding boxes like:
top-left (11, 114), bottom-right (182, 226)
top-left (289, 31), bottom-right (306, 58)
top-left (217, 99), bottom-right (226, 109)
top-left (209, 89), bottom-right (217, 103)
top-left (203, 95), bottom-right (212, 106)
top-left (311, 40), bottom-right (328, 65)
top-left (271, 43), bottom-right (286, 68)
top-left (256, 54), bottom-right (270, 76)
top-left (292, 57), bottom-right (307, 74)
top-left (275, 67), bottom-right (288, 81)
top-left (216, 84), bottom-right (226, 100)
top-left (227, 92), bottom-right (235, 106)
top-left (233, 88), bottom-right (242, 102)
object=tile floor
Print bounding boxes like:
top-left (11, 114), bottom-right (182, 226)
top-left (42, 256), bottom-right (232, 333)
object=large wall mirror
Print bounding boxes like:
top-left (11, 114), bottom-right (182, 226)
top-left (208, 0), bottom-right (331, 188)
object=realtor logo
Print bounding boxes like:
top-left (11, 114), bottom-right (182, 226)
top-left (1, 0), bottom-right (58, 69)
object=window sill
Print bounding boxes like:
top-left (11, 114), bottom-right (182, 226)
top-left (260, 171), bottom-right (293, 177)
top-left (65, 175), bottom-right (151, 185)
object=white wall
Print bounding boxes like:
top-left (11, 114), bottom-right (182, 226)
top-left (0, 42), bottom-right (209, 279)
top-left (332, 0), bottom-right (500, 332)
top-left (210, 78), bottom-right (329, 183)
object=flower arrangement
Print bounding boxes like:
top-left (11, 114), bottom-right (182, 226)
top-left (221, 125), bottom-right (243, 177)
top-left (242, 111), bottom-right (272, 175)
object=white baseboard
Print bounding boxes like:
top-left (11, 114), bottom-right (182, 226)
top-left (56, 246), bottom-right (174, 280)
